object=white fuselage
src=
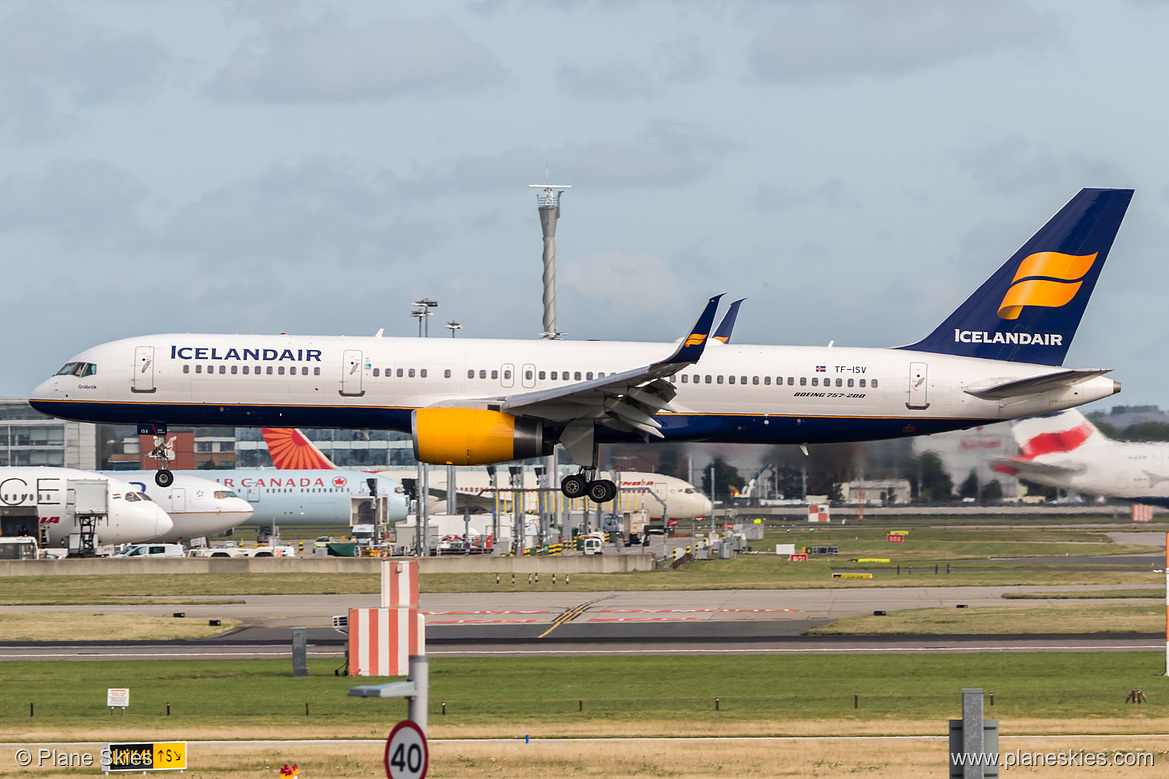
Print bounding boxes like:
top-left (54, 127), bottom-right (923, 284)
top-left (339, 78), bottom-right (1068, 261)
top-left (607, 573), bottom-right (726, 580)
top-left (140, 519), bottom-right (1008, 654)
top-left (101, 472), bottom-right (255, 542)
top-left (0, 467), bottom-right (172, 546)
top-left (381, 468), bottom-right (712, 519)
top-left (30, 334), bottom-right (1120, 447)
top-left (189, 469), bottom-right (408, 528)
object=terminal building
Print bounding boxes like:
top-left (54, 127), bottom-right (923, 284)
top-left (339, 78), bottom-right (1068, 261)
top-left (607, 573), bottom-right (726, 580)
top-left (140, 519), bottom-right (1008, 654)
top-left (0, 399), bottom-right (99, 470)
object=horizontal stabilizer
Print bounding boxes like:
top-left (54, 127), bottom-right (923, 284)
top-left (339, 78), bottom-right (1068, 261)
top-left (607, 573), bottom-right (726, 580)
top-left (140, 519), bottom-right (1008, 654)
top-left (993, 457), bottom-right (1083, 480)
top-left (965, 369), bottom-right (1111, 400)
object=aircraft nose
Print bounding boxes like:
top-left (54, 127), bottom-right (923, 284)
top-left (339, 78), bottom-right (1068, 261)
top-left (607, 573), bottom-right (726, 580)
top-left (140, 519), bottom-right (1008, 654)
top-left (389, 491), bottom-right (409, 521)
top-left (230, 497), bottom-right (255, 521)
top-left (30, 377), bottom-right (54, 402)
top-left (149, 505), bottom-right (174, 540)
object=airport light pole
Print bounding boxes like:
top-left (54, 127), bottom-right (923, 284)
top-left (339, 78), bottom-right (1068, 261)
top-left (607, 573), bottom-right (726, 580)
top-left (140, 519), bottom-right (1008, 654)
top-left (445, 320), bottom-right (461, 337)
top-left (412, 298), bottom-right (438, 337)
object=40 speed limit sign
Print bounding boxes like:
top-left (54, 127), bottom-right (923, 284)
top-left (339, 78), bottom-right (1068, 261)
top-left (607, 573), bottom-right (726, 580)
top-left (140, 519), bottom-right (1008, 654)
top-left (384, 720), bottom-right (428, 779)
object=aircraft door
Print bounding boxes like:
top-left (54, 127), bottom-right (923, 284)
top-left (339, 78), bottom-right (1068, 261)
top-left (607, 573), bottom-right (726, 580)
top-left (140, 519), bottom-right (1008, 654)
top-left (244, 485), bottom-right (259, 502)
top-left (501, 363), bottom-right (515, 389)
top-left (132, 346), bottom-right (156, 393)
top-left (906, 362), bottom-right (930, 410)
top-left (171, 488), bottom-right (186, 513)
top-left (340, 350), bottom-right (364, 397)
top-left (521, 363), bottom-right (536, 389)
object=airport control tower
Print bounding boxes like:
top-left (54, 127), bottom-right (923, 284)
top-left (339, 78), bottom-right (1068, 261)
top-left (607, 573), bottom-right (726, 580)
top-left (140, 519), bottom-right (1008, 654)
top-left (528, 183), bottom-right (571, 339)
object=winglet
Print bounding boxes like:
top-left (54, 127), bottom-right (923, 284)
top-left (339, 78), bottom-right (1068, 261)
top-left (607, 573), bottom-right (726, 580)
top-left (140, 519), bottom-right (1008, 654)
top-left (712, 298), bottom-right (744, 344)
top-left (659, 294), bottom-right (723, 366)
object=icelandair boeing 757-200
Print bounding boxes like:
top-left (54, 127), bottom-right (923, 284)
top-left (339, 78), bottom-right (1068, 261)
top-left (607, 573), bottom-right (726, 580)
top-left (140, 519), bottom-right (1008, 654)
top-left (31, 189), bottom-right (1132, 503)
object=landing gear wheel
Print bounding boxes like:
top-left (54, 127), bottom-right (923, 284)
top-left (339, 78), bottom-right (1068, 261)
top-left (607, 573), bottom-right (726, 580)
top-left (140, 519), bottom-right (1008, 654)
top-left (155, 469), bottom-right (174, 488)
top-left (561, 474), bottom-right (588, 499)
top-left (587, 479), bottom-right (618, 504)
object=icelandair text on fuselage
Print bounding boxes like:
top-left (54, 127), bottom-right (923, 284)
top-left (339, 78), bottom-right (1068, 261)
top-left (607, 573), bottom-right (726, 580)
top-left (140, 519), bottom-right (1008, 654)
top-left (954, 329), bottom-right (1063, 346)
top-left (170, 346), bottom-right (323, 362)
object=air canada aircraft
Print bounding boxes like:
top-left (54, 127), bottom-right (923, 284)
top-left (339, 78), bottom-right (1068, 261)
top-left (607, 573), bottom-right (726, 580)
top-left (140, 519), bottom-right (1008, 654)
top-left (31, 189), bottom-right (1132, 504)
top-left (995, 409), bottom-right (1169, 508)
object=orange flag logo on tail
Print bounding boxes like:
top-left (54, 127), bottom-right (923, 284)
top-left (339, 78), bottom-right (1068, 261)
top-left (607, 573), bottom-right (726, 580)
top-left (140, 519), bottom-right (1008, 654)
top-left (997, 251), bottom-right (1096, 320)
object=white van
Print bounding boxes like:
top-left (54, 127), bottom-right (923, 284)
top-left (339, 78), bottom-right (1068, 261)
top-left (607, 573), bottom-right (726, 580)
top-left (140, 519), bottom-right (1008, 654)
top-left (113, 543), bottom-right (187, 559)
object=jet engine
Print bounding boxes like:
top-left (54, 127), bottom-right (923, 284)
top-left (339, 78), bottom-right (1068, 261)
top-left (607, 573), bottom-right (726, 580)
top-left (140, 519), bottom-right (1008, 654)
top-left (412, 408), bottom-right (548, 465)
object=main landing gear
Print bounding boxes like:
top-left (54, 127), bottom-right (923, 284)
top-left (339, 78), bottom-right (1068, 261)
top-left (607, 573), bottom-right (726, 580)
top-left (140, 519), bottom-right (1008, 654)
top-left (140, 423), bottom-right (174, 487)
top-left (561, 472), bottom-right (617, 504)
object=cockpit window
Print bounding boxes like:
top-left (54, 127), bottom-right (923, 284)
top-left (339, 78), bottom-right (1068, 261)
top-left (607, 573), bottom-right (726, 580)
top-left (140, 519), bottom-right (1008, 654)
top-left (123, 492), bottom-right (140, 502)
top-left (64, 363), bottom-right (97, 377)
top-left (55, 363), bottom-right (77, 376)
top-left (214, 490), bottom-right (237, 500)
top-left (80, 363), bottom-right (96, 377)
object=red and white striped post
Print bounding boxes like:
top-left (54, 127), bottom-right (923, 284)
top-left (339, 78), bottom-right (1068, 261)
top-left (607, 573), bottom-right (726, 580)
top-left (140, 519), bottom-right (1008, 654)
top-left (349, 559), bottom-right (425, 677)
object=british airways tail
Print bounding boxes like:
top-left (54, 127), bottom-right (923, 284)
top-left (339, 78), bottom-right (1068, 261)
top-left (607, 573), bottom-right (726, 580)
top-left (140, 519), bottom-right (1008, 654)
top-left (898, 188), bottom-right (1133, 366)
top-left (1009, 410), bottom-right (1109, 460)
top-left (261, 428), bottom-right (338, 470)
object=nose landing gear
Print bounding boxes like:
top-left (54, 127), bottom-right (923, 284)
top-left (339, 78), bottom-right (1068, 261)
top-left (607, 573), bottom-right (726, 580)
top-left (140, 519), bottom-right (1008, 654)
top-left (139, 423), bottom-right (174, 487)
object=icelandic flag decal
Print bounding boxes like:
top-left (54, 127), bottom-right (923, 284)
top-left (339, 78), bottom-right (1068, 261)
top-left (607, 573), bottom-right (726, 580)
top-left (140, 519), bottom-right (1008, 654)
top-left (815, 365), bottom-right (826, 372)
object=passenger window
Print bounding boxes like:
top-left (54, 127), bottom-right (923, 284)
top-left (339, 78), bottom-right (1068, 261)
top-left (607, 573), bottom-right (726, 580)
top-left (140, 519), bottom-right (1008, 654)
top-left (408, 369), bottom-right (415, 378)
top-left (525, 370), bottom-right (533, 381)
top-left (444, 369), bottom-right (451, 378)
top-left (242, 366), bottom-right (249, 375)
top-left (503, 370), bottom-right (511, 380)
top-left (538, 371), bottom-right (545, 380)
top-left (551, 371), bottom-right (558, 380)
top-left (574, 371), bottom-right (582, 381)
top-left (267, 366), bottom-right (273, 375)
top-left (420, 369), bottom-right (427, 378)
top-left (681, 374), bottom-right (688, 383)
top-left (231, 366), bottom-right (238, 375)
top-left (717, 375), bottom-right (724, 384)
top-left (302, 367), bottom-right (309, 375)
top-left (847, 378), bottom-right (854, 387)
top-left (195, 365), bottom-right (202, 374)
top-left (799, 377), bottom-right (806, 386)
top-left (859, 379), bottom-right (866, 387)
top-left (491, 370), bottom-right (498, 380)
top-left (740, 376), bottom-right (747, 385)
top-left (836, 378), bottom-right (842, 387)
top-left (396, 368), bottom-right (404, 378)
top-left (217, 365), bottom-right (224, 374)
top-left (586, 372), bottom-right (593, 381)
top-left (480, 370), bottom-right (487, 379)
top-left (788, 377), bottom-right (794, 386)
top-left (314, 367), bottom-right (320, 376)
top-left (705, 375), bottom-right (712, 384)
top-left (811, 377), bottom-right (818, 386)
top-left (728, 375), bottom-right (735, 385)
top-left (752, 376), bottom-right (759, 385)
top-left (278, 366), bottom-right (285, 375)
top-left (183, 365), bottom-right (190, 374)
top-left (872, 379), bottom-right (878, 388)
top-left (467, 370), bottom-right (474, 379)
top-left (763, 376), bottom-right (770, 385)
top-left (373, 368), bottom-right (380, 377)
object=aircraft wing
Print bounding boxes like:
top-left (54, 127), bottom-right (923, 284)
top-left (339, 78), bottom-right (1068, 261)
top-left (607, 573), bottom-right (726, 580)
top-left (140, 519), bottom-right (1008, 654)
top-left (965, 369), bottom-right (1111, 401)
top-left (430, 295), bottom-right (724, 439)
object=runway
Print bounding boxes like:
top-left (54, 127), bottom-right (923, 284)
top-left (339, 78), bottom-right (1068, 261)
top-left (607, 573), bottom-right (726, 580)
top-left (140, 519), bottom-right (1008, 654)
top-left (0, 583), bottom-right (1161, 660)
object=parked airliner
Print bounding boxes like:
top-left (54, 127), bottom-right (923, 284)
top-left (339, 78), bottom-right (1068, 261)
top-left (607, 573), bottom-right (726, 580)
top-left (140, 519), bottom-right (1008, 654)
top-left (995, 409), bottom-right (1169, 507)
top-left (0, 468), bottom-right (171, 546)
top-left (31, 189), bottom-right (1132, 504)
top-left (99, 471), bottom-right (255, 542)
top-left (260, 427), bottom-right (712, 520)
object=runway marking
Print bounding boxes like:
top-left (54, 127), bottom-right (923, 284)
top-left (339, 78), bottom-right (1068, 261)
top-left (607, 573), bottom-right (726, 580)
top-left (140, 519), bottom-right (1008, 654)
top-left (426, 643), bottom-right (1164, 657)
top-left (598, 608), bottom-right (803, 614)
top-left (587, 617), bottom-right (700, 623)
top-left (538, 598), bottom-right (603, 639)
top-left (424, 610), bottom-right (552, 615)
top-left (429, 619), bottom-right (539, 624)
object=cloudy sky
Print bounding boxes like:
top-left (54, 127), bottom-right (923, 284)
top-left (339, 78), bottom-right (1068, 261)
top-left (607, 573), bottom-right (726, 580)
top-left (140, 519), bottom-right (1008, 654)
top-left (3, 0), bottom-right (1169, 409)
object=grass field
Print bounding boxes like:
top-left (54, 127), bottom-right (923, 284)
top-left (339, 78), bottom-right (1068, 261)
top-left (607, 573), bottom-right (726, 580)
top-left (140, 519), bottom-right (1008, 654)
top-left (806, 603), bottom-right (1163, 635)
top-left (2, 654), bottom-right (1168, 742)
top-left (0, 613), bottom-right (239, 641)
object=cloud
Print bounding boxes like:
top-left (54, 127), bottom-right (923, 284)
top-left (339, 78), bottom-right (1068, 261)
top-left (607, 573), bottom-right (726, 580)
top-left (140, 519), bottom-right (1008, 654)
top-left (210, 14), bottom-right (504, 102)
top-left (555, 57), bottom-right (656, 101)
top-left (748, 0), bottom-right (1057, 81)
top-left (0, 160), bottom-right (152, 249)
top-left (753, 179), bottom-right (859, 213)
top-left (411, 121), bottom-right (730, 194)
top-left (954, 136), bottom-right (1123, 194)
top-left (0, 3), bottom-right (169, 139)
top-left (162, 155), bottom-right (443, 269)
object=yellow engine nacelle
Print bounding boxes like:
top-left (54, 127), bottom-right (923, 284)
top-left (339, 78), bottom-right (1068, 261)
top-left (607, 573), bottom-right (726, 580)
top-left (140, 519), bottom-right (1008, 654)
top-left (412, 408), bottom-right (547, 465)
